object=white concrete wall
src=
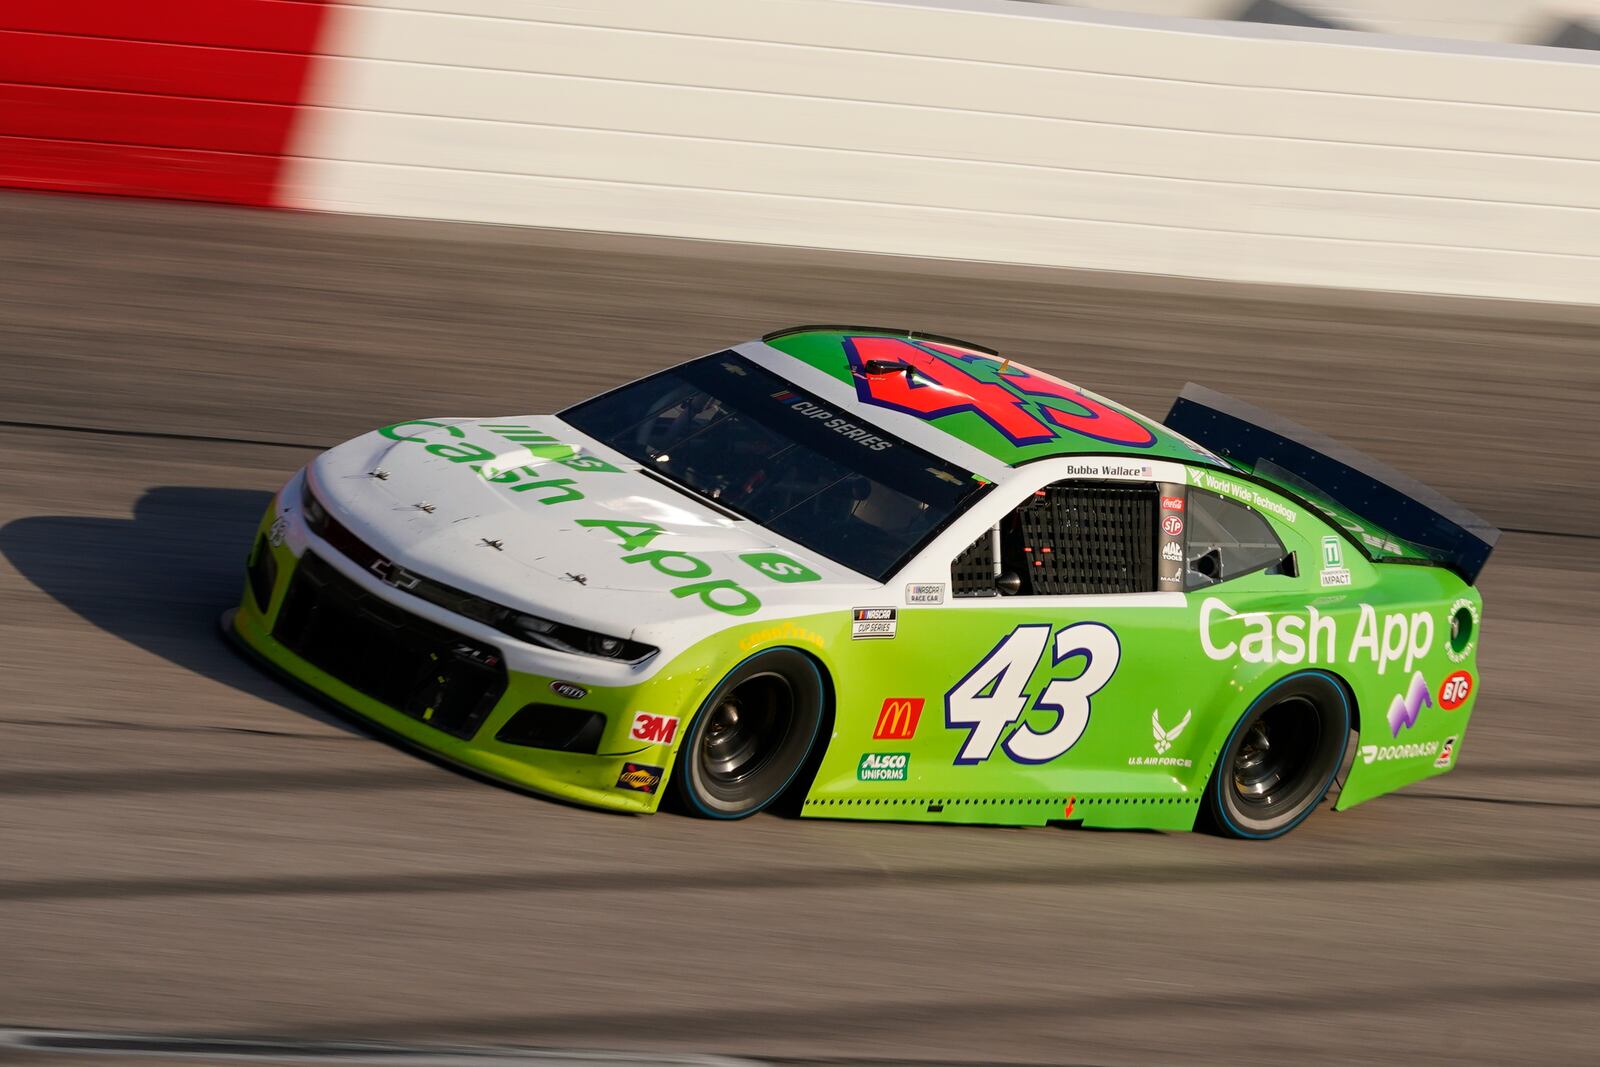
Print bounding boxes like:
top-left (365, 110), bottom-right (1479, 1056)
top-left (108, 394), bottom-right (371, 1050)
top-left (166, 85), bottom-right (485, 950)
top-left (286, 0), bottom-right (1600, 303)
top-left (1033, 1), bottom-right (1600, 46)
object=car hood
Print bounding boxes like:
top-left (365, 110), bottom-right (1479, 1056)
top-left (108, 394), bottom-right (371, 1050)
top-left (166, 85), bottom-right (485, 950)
top-left (308, 416), bottom-right (877, 638)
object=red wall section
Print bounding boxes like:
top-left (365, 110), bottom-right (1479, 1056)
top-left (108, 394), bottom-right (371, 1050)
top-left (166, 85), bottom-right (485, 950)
top-left (0, 1), bottom-right (331, 206)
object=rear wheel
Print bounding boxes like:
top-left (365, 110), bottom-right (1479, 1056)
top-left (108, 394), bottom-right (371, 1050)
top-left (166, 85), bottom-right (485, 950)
top-left (675, 649), bottom-right (825, 819)
top-left (1204, 672), bottom-right (1351, 840)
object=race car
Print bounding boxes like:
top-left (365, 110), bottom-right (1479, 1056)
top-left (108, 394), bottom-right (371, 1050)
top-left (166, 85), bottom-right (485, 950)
top-left (225, 326), bottom-right (1497, 839)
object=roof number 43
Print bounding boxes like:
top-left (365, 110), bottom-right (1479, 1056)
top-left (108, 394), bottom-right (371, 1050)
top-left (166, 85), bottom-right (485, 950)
top-left (947, 623), bottom-right (1121, 765)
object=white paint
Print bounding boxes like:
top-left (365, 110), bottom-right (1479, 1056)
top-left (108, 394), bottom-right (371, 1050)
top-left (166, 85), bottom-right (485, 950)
top-left (286, 0), bottom-right (1600, 302)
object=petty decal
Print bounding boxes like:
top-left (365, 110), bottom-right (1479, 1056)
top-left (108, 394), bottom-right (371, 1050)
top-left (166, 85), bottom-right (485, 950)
top-left (843, 336), bottom-right (1157, 449)
top-left (1435, 736), bottom-right (1458, 768)
top-left (873, 697), bottom-right (924, 740)
top-left (947, 622), bottom-right (1120, 765)
top-left (615, 762), bottom-right (664, 794)
top-left (1438, 671), bottom-right (1473, 710)
top-left (630, 713), bottom-right (680, 745)
top-left (378, 420), bottom-right (619, 508)
top-left (577, 518), bottom-right (760, 616)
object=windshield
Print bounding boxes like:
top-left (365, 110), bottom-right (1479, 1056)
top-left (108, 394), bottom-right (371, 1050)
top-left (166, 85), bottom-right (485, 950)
top-left (561, 352), bottom-right (988, 580)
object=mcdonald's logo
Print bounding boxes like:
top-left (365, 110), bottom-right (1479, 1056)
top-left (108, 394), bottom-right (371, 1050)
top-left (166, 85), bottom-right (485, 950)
top-left (873, 697), bottom-right (924, 740)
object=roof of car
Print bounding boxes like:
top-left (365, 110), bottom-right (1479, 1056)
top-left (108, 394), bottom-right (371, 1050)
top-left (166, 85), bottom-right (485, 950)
top-left (760, 326), bottom-right (1225, 469)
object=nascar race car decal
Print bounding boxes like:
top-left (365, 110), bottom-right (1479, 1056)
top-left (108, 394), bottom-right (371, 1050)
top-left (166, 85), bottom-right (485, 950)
top-left (225, 327), bottom-right (1496, 838)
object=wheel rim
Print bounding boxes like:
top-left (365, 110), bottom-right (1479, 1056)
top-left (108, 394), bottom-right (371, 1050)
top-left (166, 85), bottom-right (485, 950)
top-left (697, 672), bottom-right (793, 790)
top-left (1230, 696), bottom-right (1321, 810)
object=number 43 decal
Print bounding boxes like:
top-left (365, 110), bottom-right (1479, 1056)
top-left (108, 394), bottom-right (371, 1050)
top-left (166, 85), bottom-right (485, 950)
top-left (946, 623), bottom-right (1121, 765)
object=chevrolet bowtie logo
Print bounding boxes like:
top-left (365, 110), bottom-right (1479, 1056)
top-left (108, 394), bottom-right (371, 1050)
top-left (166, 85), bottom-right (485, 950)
top-left (369, 558), bottom-right (421, 591)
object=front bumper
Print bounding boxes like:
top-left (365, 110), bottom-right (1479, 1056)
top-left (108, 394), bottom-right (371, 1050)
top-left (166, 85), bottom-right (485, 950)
top-left (226, 490), bottom-right (708, 814)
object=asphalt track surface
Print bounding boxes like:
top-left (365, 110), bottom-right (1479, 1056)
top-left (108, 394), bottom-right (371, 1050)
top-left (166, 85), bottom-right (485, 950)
top-left (2, 192), bottom-right (1597, 1067)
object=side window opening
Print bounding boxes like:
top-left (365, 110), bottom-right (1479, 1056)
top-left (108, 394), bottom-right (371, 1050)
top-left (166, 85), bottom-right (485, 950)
top-left (1184, 488), bottom-right (1290, 590)
top-left (953, 481), bottom-right (1157, 597)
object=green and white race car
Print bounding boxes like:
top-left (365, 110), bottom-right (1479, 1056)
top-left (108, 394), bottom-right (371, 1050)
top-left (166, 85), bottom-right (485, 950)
top-left (226, 326), bottom-right (1496, 839)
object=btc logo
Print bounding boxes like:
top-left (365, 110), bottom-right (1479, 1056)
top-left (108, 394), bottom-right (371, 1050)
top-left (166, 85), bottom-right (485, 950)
top-left (1438, 671), bottom-right (1473, 710)
top-left (631, 713), bottom-right (680, 744)
top-left (874, 697), bottom-right (924, 740)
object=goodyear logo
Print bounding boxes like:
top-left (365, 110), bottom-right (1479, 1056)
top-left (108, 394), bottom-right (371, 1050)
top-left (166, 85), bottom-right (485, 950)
top-left (858, 752), bottom-right (909, 782)
top-left (615, 762), bottom-right (664, 794)
top-left (873, 697), bottom-right (924, 740)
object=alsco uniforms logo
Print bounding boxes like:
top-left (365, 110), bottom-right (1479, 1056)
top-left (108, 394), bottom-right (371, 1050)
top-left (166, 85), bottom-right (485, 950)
top-left (874, 697), bottom-right (924, 740)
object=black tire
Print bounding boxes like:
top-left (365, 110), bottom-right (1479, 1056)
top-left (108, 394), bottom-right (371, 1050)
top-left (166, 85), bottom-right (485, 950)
top-left (674, 648), bottom-right (825, 819)
top-left (1203, 671), bottom-right (1352, 840)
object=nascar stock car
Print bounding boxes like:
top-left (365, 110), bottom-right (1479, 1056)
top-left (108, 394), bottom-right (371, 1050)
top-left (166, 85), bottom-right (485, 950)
top-left (225, 326), bottom-right (1497, 839)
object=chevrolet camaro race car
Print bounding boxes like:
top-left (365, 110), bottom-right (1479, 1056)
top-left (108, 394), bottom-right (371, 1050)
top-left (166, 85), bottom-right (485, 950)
top-left (225, 327), bottom-right (1497, 839)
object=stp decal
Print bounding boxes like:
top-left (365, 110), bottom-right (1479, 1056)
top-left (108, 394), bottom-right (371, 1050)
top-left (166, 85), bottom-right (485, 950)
top-left (842, 336), bottom-right (1156, 449)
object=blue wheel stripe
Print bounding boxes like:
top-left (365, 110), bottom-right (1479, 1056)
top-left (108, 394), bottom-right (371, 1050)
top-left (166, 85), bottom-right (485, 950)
top-left (681, 649), bottom-right (826, 820)
top-left (1213, 670), bottom-right (1352, 840)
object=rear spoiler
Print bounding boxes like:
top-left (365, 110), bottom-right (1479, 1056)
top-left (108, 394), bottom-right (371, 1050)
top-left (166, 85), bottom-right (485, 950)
top-left (1165, 384), bottom-right (1499, 585)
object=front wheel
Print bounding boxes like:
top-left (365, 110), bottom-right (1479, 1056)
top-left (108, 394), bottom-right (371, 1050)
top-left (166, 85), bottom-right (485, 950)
top-left (1204, 671), bottom-right (1351, 840)
top-left (674, 648), bottom-right (825, 819)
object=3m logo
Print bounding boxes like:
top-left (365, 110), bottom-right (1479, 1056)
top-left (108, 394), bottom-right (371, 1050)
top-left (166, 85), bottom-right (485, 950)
top-left (630, 713), bottom-right (680, 745)
top-left (874, 697), bottom-right (924, 740)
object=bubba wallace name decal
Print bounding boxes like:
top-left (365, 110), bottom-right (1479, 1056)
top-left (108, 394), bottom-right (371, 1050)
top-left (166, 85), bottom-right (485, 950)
top-left (1200, 597), bottom-right (1434, 675)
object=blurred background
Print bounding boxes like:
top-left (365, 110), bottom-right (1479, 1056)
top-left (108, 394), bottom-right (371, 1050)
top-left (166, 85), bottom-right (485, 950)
top-left (1, 2), bottom-right (1597, 1065)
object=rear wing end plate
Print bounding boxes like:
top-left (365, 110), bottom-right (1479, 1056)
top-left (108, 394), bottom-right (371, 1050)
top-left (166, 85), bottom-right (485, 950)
top-left (1165, 384), bottom-right (1500, 584)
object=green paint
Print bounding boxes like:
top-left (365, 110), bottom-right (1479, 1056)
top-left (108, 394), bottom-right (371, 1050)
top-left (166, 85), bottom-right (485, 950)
top-left (234, 463), bottom-right (1481, 830)
top-left (762, 329), bottom-right (1219, 469)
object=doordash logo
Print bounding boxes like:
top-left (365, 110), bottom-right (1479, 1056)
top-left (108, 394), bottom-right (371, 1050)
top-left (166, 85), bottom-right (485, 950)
top-left (874, 698), bottom-right (924, 740)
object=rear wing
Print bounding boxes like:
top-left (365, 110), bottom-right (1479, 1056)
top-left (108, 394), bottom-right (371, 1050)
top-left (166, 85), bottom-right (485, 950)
top-left (1165, 384), bottom-right (1499, 585)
